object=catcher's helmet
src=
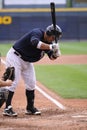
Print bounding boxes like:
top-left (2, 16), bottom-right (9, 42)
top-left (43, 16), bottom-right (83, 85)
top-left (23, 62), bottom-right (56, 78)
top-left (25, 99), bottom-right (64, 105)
top-left (46, 24), bottom-right (62, 38)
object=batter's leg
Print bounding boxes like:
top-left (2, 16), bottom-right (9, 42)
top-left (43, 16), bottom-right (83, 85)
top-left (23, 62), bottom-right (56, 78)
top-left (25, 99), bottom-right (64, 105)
top-left (21, 63), bottom-right (41, 115)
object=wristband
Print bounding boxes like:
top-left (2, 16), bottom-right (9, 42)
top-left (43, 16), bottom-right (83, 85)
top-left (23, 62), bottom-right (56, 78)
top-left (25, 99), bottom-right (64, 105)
top-left (37, 41), bottom-right (43, 49)
top-left (49, 43), bottom-right (58, 50)
top-left (49, 44), bottom-right (54, 50)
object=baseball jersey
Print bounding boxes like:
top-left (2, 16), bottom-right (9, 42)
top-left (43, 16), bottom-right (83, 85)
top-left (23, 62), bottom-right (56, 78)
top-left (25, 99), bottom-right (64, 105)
top-left (13, 28), bottom-right (52, 62)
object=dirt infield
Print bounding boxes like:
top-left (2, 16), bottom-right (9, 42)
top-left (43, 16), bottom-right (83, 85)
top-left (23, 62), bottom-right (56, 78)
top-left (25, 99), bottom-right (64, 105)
top-left (0, 55), bottom-right (87, 130)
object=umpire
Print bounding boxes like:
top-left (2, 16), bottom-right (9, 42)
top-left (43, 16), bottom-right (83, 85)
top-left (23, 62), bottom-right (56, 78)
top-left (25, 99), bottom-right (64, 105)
top-left (3, 24), bottom-right (62, 117)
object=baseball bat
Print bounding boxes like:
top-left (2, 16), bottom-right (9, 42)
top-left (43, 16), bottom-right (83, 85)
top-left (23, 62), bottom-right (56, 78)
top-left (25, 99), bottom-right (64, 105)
top-left (50, 2), bottom-right (57, 43)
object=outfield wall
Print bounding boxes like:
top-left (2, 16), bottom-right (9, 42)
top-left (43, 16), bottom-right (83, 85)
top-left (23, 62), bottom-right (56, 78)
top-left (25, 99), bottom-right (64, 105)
top-left (0, 8), bottom-right (87, 40)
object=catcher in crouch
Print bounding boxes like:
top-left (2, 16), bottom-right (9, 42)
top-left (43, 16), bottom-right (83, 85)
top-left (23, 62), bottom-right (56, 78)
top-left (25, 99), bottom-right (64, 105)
top-left (0, 56), bottom-right (13, 87)
top-left (3, 24), bottom-right (62, 117)
top-left (0, 67), bottom-right (15, 87)
top-left (0, 79), bottom-right (12, 108)
top-left (0, 67), bottom-right (15, 108)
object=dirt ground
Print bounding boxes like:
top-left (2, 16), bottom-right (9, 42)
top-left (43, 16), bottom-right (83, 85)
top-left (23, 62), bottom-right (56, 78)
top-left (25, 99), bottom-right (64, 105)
top-left (0, 55), bottom-right (87, 130)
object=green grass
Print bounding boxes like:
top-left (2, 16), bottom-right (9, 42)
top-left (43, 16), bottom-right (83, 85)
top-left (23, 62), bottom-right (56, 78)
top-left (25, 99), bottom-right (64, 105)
top-left (60, 41), bottom-right (87, 54)
top-left (0, 43), bottom-right (12, 56)
top-left (0, 41), bottom-right (87, 56)
top-left (35, 65), bottom-right (87, 98)
top-left (0, 41), bottom-right (87, 99)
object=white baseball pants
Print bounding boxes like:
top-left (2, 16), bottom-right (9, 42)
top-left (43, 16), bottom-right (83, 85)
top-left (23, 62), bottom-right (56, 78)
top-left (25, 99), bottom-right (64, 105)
top-left (6, 48), bottom-right (36, 92)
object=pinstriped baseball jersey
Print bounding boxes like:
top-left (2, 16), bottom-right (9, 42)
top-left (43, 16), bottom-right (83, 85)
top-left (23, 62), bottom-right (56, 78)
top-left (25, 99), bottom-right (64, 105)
top-left (13, 28), bottom-right (52, 62)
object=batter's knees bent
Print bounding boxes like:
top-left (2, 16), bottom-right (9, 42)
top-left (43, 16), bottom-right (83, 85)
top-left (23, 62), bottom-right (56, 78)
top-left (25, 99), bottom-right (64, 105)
top-left (25, 81), bottom-right (36, 90)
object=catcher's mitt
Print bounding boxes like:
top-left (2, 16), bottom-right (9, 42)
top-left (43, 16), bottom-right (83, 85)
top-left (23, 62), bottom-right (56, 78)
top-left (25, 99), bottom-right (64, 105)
top-left (0, 67), bottom-right (15, 107)
top-left (2, 67), bottom-right (15, 81)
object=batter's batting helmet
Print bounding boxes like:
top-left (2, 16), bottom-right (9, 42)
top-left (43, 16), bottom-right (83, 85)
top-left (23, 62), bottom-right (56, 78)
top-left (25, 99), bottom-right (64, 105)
top-left (46, 24), bottom-right (62, 38)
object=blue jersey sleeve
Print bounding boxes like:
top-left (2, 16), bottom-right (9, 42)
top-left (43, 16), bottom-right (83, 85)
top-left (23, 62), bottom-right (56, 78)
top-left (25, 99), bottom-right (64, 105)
top-left (30, 36), bottom-right (39, 48)
top-left (30, 29), bottom-right (43, 48)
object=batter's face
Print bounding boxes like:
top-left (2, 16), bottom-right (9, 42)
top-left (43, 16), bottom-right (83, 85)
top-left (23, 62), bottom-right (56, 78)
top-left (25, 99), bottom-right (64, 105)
top-left (44, 33), bottom-right (55, 43)
top-left (47, 35), bottom-right (55, 42)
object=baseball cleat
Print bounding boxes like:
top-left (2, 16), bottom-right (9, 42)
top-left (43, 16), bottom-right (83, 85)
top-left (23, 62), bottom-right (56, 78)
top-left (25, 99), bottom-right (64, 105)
top-left (25, 107), bottom-right (41, 115)
top-left (3, 105), bottom-right (17, 117)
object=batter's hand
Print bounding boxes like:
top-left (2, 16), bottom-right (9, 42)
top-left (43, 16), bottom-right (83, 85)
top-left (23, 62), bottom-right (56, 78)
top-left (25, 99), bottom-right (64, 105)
top-left (50, 43), bottom-right (58, 51)
top-left (52, 48), bottom-right (61, 57)
top-left (49, 42), bottom-right (61, 60)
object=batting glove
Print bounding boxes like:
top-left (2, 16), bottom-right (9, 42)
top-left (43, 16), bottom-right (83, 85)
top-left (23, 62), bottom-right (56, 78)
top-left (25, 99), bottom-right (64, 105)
top-left (50, 43), bottom-right (61, 57)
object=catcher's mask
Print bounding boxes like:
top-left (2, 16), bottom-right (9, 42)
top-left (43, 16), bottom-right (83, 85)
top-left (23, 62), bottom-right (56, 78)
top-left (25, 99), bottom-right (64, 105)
top-left (46, 24), bottom-right (62, 39)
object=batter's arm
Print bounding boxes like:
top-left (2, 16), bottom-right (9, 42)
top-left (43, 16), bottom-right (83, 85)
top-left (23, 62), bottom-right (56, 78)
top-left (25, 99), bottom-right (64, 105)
top-left (31, 36), bottom-right (58, 51)
top-left (31, 37), bottom-right (51, 50)
top-left (37, 41), bottom-right (58, 51)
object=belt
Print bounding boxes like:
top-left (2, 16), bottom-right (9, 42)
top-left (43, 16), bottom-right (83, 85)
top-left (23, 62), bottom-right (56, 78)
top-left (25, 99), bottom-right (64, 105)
top-left (14, 51), bottom-right (22, 57)
top-left (14, 51), bottom-right (28, 62)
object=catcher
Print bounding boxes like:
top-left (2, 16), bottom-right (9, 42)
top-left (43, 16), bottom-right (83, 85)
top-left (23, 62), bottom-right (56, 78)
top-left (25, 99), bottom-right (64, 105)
top-left (0, 67), bottom-right (15, 108)
top-left (0, 80), bottom-right (12, 87)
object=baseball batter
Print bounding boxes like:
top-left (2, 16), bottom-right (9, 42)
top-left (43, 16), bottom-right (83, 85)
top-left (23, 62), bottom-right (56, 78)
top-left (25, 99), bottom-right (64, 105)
top-left (3, 24), bottom-right (62, 117)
